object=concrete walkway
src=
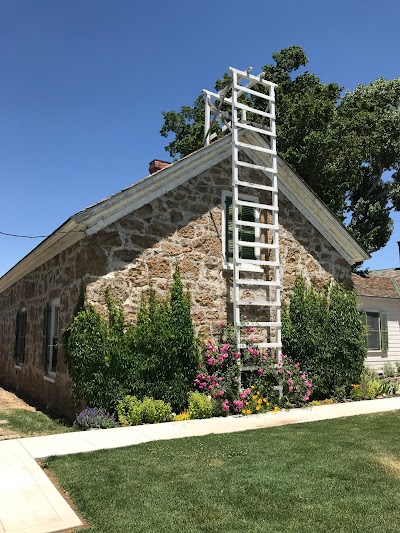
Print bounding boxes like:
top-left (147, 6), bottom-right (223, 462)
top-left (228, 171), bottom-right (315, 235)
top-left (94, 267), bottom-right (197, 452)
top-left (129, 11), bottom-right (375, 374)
top-left (1, 397), bottom-right (400, 533)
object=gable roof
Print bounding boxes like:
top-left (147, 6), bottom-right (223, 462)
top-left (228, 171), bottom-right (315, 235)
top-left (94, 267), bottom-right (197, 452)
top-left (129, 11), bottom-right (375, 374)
top-left (352, 273), bottom-right (400, 299)
top-left (0, 131), bottom-right (369, 293)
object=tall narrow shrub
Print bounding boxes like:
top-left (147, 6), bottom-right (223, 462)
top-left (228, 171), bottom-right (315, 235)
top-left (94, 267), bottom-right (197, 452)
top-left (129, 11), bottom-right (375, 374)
top-left (129, 265), bottom-right (199, 411)
top-left (282, 277), bottom-right (366, 398)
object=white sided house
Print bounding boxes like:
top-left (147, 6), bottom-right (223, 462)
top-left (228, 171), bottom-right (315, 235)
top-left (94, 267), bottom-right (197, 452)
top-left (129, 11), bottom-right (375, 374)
top-left (353, 270), bottom-right (400, 371)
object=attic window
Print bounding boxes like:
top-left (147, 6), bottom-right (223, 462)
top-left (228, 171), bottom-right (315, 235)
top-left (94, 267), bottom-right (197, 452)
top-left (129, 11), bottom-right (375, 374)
top-left (222, 191), bottom-right (260, 268)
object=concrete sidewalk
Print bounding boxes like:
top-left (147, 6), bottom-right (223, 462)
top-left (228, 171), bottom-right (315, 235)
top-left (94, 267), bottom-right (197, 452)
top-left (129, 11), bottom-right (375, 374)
top-left (1, 397), bottom-right (400, 533)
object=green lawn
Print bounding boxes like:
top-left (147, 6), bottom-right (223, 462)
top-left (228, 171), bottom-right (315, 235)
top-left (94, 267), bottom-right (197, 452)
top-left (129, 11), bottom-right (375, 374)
top-left (47, 412), bottom-right (400, 533)
top-left (0, 409), bottom-right (74, 438)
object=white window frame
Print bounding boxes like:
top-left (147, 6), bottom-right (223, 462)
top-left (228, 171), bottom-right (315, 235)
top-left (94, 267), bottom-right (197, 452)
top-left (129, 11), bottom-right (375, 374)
top-left (47, 298), bottom-right (60, 379)
top-left (221, 190), bottom-right (261, 271)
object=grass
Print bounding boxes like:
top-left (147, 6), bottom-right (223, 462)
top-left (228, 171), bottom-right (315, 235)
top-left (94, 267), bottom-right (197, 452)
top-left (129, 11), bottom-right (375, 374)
top-left (1, 409), bottom-right (74, 438)
top-left (47, 411), bottom-right (400, 533)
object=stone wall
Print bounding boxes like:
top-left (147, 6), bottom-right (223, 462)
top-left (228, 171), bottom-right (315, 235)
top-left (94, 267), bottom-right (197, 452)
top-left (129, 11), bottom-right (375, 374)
top-left (0, 155), bottom-right (352, 415)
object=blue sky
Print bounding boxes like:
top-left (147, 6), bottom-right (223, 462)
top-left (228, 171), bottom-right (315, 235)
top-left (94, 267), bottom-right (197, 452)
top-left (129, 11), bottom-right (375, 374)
top-left (0, 0), bottom-right (399, 276)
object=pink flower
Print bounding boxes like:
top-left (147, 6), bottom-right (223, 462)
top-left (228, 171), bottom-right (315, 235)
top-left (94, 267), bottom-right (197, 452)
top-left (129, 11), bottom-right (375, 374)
top-left (218, 356), bottom-right (224, 362)
top-left (289, 386), bottom-right (293, 391)
top-left (303, 395), bottom-right (309, 402)
top-left (287, 379), bottom-right (293, 385)
top-left (218, 377), bottom-right (223, 382)
top-left (207, 357), bottom-right (215, 366)
top-left (278, 369), bottom-right (283, 374)
top-left (233, 400), bottom-right (244, 409)
top-left (257, 369), bottom-right (264, 375)
top-left (222, 400), bottom-right (230, 412)
top-left (208, 385), bottom-right (213, 390)
top-left (262, 355), bottom-right (267, 361)
top-left (219, 321), bottom-right (225, 327)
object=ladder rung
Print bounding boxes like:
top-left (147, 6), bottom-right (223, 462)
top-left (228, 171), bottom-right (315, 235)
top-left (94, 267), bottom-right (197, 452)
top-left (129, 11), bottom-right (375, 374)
top-left (236, 258), bottom-right (279, 267)
top-left (235, 141), bottom-right (274, 154)
top-left (239, 322), bottom-right (281, 327)
top-left (236, 300), bottom-right (281, 307)
top-left (233, 84), bottom-right (273, 101)
top-left (235, 160), bottom-right (276, 174)
top-left (234, 102), bottom-right (272, 119)
top-left (239, 342), bottom-right (281, 349)
top-left (236, 199), bottom-right (278, 211)
top-left (234, 121), bottom-right (275, 137)
top-left (235, 220), bottom-right (279, 230)
top-left (230, 67), bottom-right (277, 88)
top-left (234, 179), bottom-right (277, 193)
top-left (236, 240), bottom-right (277, 249)
top-left (235, 279), bottom-right (280, 286)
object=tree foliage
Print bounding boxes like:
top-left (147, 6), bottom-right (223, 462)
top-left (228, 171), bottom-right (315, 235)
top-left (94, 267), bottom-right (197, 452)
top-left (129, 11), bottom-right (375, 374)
top-left (160, 46), bottom-right (400, 255)
top-left (281, 277), bottom-right (366, 398)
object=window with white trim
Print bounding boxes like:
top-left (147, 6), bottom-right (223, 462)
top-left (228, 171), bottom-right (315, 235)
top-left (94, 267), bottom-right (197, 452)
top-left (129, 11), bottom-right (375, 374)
top-left (361, 311), bottom-right (388, 351)
top-left (42, 298), bottom-right (60, 377)
top-left (222, 191), bottom-right (260, 268)
top-left (14, 308), bottom-right (27, 366)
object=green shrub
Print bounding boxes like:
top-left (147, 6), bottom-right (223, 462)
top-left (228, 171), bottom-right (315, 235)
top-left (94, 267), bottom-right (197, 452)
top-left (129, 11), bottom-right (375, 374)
top-left (116, 396), bottom-right (143, 426)
top-left (383, 362), bottom-right (397, 377)
top-left (141, 398), bottom-right (172, 424)
top-left (188, 392), bottom-right (213, 419)
top-left (282, 278), bottom-right (366, 398)
top-left (116, 396), bottom-right (171, 425)
top-left (350, 369), bottom-right (381, 400)
top-left (64, 266), bottom-right (199, 413)
top-left (127, 265), bottom-right (199, 411)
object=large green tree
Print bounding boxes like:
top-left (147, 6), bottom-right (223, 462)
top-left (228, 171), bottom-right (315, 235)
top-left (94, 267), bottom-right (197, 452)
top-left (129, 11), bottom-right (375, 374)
top-left (160, 46), bottom-right (400, 256)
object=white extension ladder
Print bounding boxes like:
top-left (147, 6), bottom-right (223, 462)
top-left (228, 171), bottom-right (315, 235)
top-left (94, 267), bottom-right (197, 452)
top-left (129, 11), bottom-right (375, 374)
top-left (203, 67), bottom-right (282, 371)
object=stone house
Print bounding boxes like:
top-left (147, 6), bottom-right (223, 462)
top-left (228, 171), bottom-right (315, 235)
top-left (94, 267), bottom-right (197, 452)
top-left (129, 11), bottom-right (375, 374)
top-left (0, 132), bottom-right (369, 415)
top-left (353, 268), bottom-right (400, 371)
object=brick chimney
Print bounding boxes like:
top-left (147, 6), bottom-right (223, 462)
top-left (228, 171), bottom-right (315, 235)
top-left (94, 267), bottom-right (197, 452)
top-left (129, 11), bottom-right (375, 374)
top-left (149, 159), bottom-right (171, 174)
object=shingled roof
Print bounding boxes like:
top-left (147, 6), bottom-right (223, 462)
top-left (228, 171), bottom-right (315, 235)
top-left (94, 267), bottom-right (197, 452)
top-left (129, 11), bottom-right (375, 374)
top-left (352, 273), bottom-right (400, 299)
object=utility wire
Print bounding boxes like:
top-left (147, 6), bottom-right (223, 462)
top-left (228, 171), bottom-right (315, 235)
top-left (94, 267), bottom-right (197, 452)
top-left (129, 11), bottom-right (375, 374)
top-left (0, 230), bottom-right (85, 239)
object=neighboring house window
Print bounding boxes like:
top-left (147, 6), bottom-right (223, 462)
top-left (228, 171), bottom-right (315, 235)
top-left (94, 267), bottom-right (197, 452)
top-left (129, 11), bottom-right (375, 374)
top-left (361, 311), bottom-right (388, 351)
top-left (222, 191), bottom-right (260, 266)
top-left (14, 309), bottom-right (27, 366)
top-left (42, 298), bottom-right (60, 377)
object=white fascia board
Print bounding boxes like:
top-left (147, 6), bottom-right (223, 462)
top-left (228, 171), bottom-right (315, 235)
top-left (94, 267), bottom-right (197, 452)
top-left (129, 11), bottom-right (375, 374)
top-left (0, 219), bottom-right (85, 293)
top-left (242, 131), bottom-right (369, 265)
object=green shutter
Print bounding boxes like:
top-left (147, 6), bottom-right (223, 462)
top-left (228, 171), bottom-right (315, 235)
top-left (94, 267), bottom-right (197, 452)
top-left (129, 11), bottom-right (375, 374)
top-left (225, 196), bottom-right (233, 263)
top-left (239, 204), bottom-right (256, 260)
top-left (380, 313), bottom-right (389, 351)
top-left (225, 195), bottom-right (256, 262)
top-left (42, 305), bottom-right (51, 370)
top-left (360, 311), bottom-right (367, 347)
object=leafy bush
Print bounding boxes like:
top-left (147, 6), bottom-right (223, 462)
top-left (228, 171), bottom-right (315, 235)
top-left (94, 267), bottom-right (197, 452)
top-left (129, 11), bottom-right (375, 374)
top-left (116, 396), bottom-right (143, 426)
top-left (116, 396), bottom-right (171, 425)
top-left (173, 412), bottom-right (190, 421)
top-left (126, 265), bottom-right (199, 412)
top-left (383, 362), bottom-right (397, 377)
top-left (65, 265), bottom-right (199, 413)
top-left (141, 398), bottom-right (172, 424)
top-left (64, 291), bottom-right (137, 411)
top-left (75, 407), bottom-right (117, 430)
top-left (350, 369), bottom-right (381, 400)
top-left (282, 277), bottom-right (366, 398)
top-left (188, 392), bottom-right (213, 419)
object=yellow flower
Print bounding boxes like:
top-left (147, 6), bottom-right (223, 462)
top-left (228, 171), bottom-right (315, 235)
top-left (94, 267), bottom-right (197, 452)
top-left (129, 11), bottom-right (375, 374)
top-left (256, 405), bottom-right (261, 411)
top-left (252, 395), bottom-right (258, 400)
top-left (273, 405), bottom-right (279, 412)
top-left (257, 399), bottom-right (262, 405)
top-left (245, 402), bottom-right (249, 406)
top-left (251, 385), bottom-right (255, 389)
top-left (257, 391), bottom-right (260, 396)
